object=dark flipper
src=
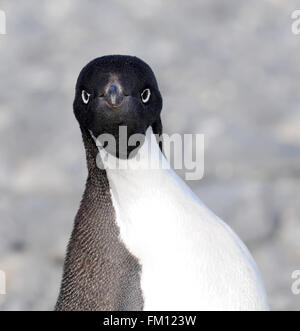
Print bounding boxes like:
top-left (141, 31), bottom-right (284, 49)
top-left (55, 128), bottom-right (143, 311)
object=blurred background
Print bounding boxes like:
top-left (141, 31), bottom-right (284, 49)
top-left (0, 0), bottom-right (300, 310)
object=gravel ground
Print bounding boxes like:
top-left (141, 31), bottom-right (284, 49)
top-left (0, 0), bottom-right (300, 310)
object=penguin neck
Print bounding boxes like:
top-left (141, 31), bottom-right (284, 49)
top-left (81, 126), bottom-right (107, 183)
top-left (71, 127), bottom-right (115, 238)
top-left (95, 127), bottom-right (168, 175)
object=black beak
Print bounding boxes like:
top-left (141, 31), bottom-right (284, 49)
top-left (104, 84), bottom-right (124, 107)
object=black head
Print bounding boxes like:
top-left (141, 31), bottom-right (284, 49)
top-left (74, 55), bottom-right (163, 158)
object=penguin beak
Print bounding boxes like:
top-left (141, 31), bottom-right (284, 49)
top-left (104, 84), bottom-right (125, 108)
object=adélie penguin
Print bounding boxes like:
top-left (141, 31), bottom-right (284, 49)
top-left (55, 55), bottom-right (269, 311)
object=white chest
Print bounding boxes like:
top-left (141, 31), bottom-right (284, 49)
top-left (96, 129), bottom-right (269, 311)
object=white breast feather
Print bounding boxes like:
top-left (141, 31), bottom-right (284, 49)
top-left (96, 128), bottom-right (269, 311)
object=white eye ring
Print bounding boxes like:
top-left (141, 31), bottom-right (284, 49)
top-left (81, 90), bottom-right (90, 104)
top-left (141, 88), bottom-right (151, 103)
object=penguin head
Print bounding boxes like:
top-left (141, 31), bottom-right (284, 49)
top-left (74, 55), bottom-right (163, 158)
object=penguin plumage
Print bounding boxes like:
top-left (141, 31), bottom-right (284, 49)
top-left (55, 55), bottom-right (269, 311)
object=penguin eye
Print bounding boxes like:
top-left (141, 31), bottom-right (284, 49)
top-left (141, 88), bottom-right (151, 103)
top-left (81, 90), bottom-right (90, 104)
